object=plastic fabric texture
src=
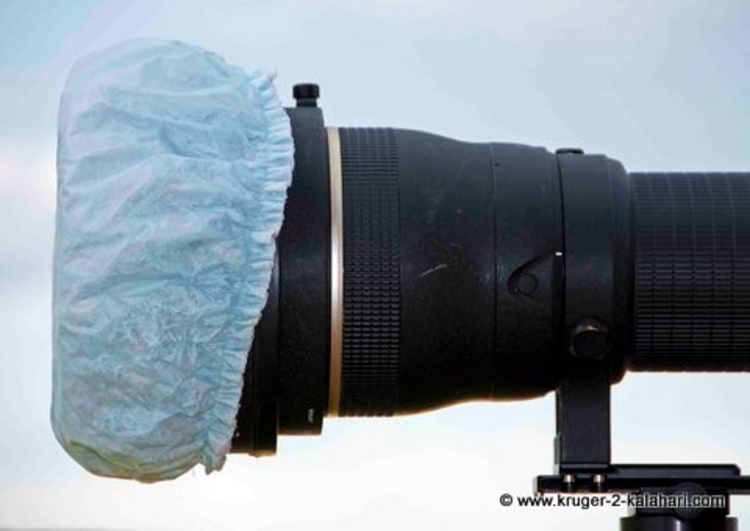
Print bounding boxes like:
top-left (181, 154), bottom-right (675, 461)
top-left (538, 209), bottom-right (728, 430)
top-left (51, 39), bottom-right (293, 482)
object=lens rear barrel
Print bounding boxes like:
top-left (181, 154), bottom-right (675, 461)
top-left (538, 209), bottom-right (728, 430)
top-left (630, 172), bottom-right (750, 371)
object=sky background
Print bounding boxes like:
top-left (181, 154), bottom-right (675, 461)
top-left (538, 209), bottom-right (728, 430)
top-left (1, 0), bottom-right (750, 529)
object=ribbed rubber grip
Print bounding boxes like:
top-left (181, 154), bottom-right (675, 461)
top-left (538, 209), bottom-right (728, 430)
top-left (339, 128), bottom-right (400, 415)
top-left (631, 172), bottom-right (750, 370)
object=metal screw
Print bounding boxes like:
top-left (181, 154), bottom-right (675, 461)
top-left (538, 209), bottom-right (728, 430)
top-left (569, 318), bottom-right (611, 360)
top-left (563, 474), bottom-right (576, 492)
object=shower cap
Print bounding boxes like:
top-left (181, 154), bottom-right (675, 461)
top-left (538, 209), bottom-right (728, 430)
top-left (51, 39), bottom-right (293, 482)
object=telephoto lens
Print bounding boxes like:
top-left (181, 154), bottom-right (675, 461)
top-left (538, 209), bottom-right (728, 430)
top-left (52, 40), bottom-right (750, 483)
top-left (233, 83), bottom-right (750, 456)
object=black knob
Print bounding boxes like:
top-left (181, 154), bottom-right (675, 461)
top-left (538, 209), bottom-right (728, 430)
top-left (569, 318), bottom-right (610, 360)
top-left (293, 83), bottom-right (320, 107)
top-left (556, 148), bottom-right (584, 155)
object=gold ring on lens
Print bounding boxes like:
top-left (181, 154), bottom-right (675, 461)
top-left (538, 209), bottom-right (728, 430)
top-left (327, 127), bottom-right (343, 417)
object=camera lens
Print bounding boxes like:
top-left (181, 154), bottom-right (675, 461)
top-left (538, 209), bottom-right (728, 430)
top-left (232, 85), bottom-right (750, 456)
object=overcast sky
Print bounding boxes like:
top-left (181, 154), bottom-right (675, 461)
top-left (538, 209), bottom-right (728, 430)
top-left (1, 1), bottom-right (750, 529)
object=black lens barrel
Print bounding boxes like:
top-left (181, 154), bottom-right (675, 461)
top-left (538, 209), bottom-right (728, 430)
top-left (631, 172), bottom-right (750, 371)
top-left (233, 96), bottom-right (750, 455)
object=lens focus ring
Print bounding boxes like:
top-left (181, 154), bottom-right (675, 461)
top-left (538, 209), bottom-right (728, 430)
top-left (338, 127), bottom-right (400, 416)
